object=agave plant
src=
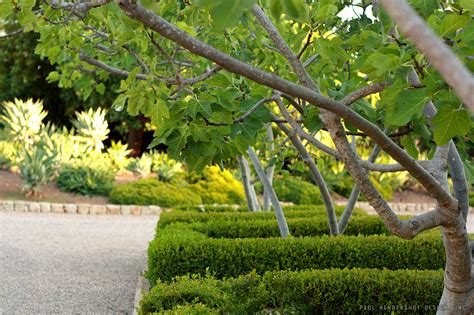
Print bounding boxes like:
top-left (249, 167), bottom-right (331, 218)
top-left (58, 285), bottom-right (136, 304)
top-left (0, 140), bottom-right (17, 169)
top-left (128, 153), bottom-right (152, 178)
top-left (18, 146), bottom-right (55, 196)
top-left (0, 99), bottom-right (47, 146)
top-left (107, 140), bottom-right (131, 172)
top-left (151, 151), bottom-right (183, 182)
top-left (71, 108), bottom-right (109, 153)
top-left (39, 123), bottom-right (76, 175)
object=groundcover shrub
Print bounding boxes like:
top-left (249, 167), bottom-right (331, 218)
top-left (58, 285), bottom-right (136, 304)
top-left (140, 269), bottom-right (444, 314)
top-left (147, 224), bottom-right (445, 284)
top-left (57, 160), bottom-right (115, 196)
top-left (254, 173), bottom-right (323, 205)
top-left (109, 178), bottom-right (202, 207)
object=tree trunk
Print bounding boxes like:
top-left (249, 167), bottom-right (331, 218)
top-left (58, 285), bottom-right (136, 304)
top-left (274, 114), bottom-right (339, 235)
top-left (263, 124), bottom-right (275, 211)
top-left (248, 146), bottom-right (289, 238)
top-left (126, 116), bottom-right (145, 157)
top-left (437, 215), bottom-right (474, 314)
top-left (237, 155), bottom-right (260, 212)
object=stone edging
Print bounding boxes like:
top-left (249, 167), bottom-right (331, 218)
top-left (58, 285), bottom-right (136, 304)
top-left (0, 200), bottom-right (162, 215)
top-left (336, 201), bottom-right (474, 213)
top-left (1, 199), bottom-right (472, 215)
top-left (133, 270), bottom-right (150, 315)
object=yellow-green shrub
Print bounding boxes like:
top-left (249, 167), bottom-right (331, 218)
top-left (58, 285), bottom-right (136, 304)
top-left (109, 178), bottom-right (202, 207)
top-left (190, 166), bottom-right (245, 204)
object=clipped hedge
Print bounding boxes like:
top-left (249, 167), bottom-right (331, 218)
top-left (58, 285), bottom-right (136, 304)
top-left (148, 225), bottom-right (445, 284)
top-left (158, 206), bottom-right (368, 228)
top-left (109, 178), bottom-right (202, 207)
top-left (183, 216), bottom-right (391, 238)
top-left (140, 268), bottom-right (443, 314)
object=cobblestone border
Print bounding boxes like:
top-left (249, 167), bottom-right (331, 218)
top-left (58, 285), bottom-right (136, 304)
top-left (0, 200), bottom-right (162, 215)
top-left (0, 199), bottom-right (471, 215)
top-left (335, 201), bottom-right (474, 214)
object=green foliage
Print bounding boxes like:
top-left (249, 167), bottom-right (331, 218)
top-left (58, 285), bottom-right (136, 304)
top-left (151, 151), bottom-right (184, 182)
top-left (140, 269), bottom-right (443, 314)
top-left (0, 140), bottom-right (16, 169)
top-left (107, 140), bottom-right (131, 172)
top-left (269, 0), bottom-right (309, 22)
top-left (109, 178), bottom-right (202, 207)
top-left (17, 146), bottom-right (56, 196)
top-left (128, 153), bottom-right (152, 178)
top-left (56, 159), bottom-right (115, 196)
top-left (147, 223), bottom-right (445, 283)
top-left (0, 98), bottom-right (47, 145)
top-left (272, 173), bottom-right (322, 205)
top-left (71, 108), bottom-right (109, 153)
top-left (158, 206), bottom-right (368, 227)
top-left (189, 166), bottom-right (245, 204)
top-left (469, 191), bottom-right (474, 207)
top-left (431, 105), bottom-right (471, 146)
top-left (6, 0), bottom-right (472, 174)
top-left (181, 216), bottom-right (392, 238)
top-left (196, 0), bottom-right (256, 30)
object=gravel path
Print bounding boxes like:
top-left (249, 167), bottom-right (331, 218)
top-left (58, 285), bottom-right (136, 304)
top-left (0, 212), bottom-right (158, 314)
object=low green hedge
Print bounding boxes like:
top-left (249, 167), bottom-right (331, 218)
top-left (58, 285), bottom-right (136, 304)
top-left (158, 206), bottom-right (368, 228)
top-left (148, 225), bottom-right (445, 284)
top-left (183, 216), bottom-right (391, 238)
top-left (109, 178), bottom-right (202, 207)
top-left (174, 204), bottom-right (370, 214)
top-left (140, 269), bottom-right (444, 314)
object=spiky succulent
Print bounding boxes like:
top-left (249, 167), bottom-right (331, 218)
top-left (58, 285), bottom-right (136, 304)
top-left (151, 151), bottom-right (183, 182)
top-left (128, 153), bottom-right (152, 178)
top-left (0, 98), bottom-right (47, 145)
top-left (107, 140), bottom-right (131, 172)
top-left (18, 146), bottom-right (55, 196)
top-left (71, 107), bottom-right (109, 152)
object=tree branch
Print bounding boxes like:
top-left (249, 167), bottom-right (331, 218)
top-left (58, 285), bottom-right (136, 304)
top-left (0, 27), bottom-right (24, 40)
top-left (79, 53), bottom-right (150, 80)
top-left (342, 82), bottom-right (389, 106)
top-left (117, 1), bottom-right (457, 210)
top-left (379, 0), bottom-right (474, 110)
top-left (273, 100), bottom-right (339, 235)
top-left (166, 65), bottom-right (221, 85)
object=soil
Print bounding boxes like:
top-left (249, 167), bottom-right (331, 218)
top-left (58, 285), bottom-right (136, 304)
top-left (0, 169), bottom-right (439, 206)
top-left (389, 190), bottom-right (437, 204)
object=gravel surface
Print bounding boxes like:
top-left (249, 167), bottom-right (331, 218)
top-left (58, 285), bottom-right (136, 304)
top-left (0, 212), bottom-right (158, 314)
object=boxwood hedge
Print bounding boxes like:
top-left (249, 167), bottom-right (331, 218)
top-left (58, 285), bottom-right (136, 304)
top-left (157, 206), bottom-right (368, 228)
top-left (140, 268), bottom-right (444, 314)
top-left (148, 224), bottom-right (445, 284)
top-left (182, 216), bottom-right (392, 238)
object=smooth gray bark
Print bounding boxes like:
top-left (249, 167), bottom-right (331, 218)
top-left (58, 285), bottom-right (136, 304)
top-left (263, 124), bottom-right (275, 211)
top-left (274, 102), bottom-right (339, 235)
top-left (247, 146), bottom-right (289, 238)
top-left (237, 155), bottom-right (260, 212)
